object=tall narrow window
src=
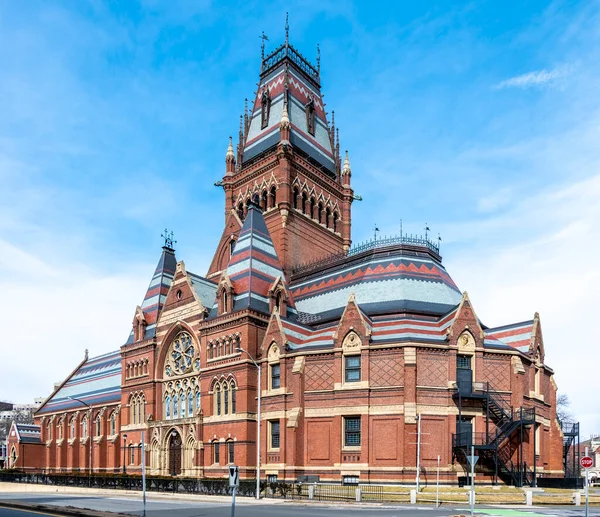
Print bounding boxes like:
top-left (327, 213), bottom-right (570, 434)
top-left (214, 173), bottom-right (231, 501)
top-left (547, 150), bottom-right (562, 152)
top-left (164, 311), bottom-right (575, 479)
top-left (305, 97), bottom-right (316, 135)
top-left (129, 445), bottom-right (135, 465)
top-left (70, 419), bottom-right (75, 439)
top-left (333, 212), bottom-right (339, 233)
top-left (216, 387), bottom-right (222, 416)
top-left (195, 390), bottom-right (201, 414)
top-left (214, 442), bottom-right (220, 464)
top-left (271, 364), bottom-right (281, 389)
top-left (95, 416), bottom-right (101, 437)
top-left (173, 394), bottom-right (178, 419)
top-left (302, 193), bottom-right (307, 214)
top-left (82, 417), bottom-right (87, 438)
top-left (270, 420), bottom-right (280, 449)
top-left (110, 413), bottom-right (116, 435)
top-left (165, 395), bottom-right (171, 420)
top-left (260, 88), bottom-right (271, 129)
top-left (188, 391), bottom-right (193, 417)
top-left (344, 416), bottom-right (361, 447)
top-left (345, 356), bottom-right (361, 382)
top-left (180, 391), bottom-right (186, 419)
top-left (231, 383), bottom-right (236, 414)
top-left (228, 441), bottom-right (235, 464)
top-left (270, 186), bottom-right (277, 208)
top-left (224, 387), bottom-right (229, 415)
top-left (293, 187), bottom-right (299, 209)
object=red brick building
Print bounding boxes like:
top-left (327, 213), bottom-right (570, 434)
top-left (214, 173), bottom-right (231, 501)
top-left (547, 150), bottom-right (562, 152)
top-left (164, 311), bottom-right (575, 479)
top-left (27, 34), bottom-right (567, 486)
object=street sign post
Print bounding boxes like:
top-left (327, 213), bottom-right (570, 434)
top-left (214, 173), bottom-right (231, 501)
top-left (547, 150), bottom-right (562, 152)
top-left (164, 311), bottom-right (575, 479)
top-left (229, 466), bottom-right (240, 517)
top-left (582, 450), bottom-right (592, 517)
top-left (468, 446), bottom-right (479, 517)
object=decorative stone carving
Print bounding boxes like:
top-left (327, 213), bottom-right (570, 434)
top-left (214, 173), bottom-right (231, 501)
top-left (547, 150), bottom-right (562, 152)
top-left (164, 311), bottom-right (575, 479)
top-left (268, 342), bottom-right (280, 363)
top-left (457, 331), bottom-right (476, 354)
top-left (342, 331), bottom-right (361, 352)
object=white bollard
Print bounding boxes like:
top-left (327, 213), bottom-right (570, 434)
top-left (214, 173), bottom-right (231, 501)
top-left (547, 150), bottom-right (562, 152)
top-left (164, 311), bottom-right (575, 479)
top-left (410, 489), bottom-right (417, 504)
top-left (308, 485), bottom-right (314, 500)
top-left (468, 490), bottom-right (476, 506)
top-left (526, 491), bottom-right (533, 506)
top-left (355, 487), bottom-right (361, 502)
top-left (574, 492), bottom-right (581, 506)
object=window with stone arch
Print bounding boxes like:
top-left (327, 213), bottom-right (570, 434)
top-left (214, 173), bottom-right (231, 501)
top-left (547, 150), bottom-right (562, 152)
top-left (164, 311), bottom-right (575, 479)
top-left (58, 418), bottom-right (64, 440)
top-left (212, 377), bottom-right (237, 417)
top-left (95, 414), bottom-right (101, 437)
top-left (268, 343), bottom-right (281, 391)
top-left (342, 331), bottom-right (362, 384)
top-left (9, 446), bottom-right (17, 467)
top-left (69, 417), bottom-right (75, 439)
top-left (110, 412), bottom-right (117, 436)
top-left (46, 421), bottom-right (52, 441)
top-left (163, 377), bottom-right (200, 420)
top-left (129, 393), bottom-right (146, 425)
top-left (81, 415), bottom-right (88, 438)
top-left (163, 331), bottom-right (200, 379)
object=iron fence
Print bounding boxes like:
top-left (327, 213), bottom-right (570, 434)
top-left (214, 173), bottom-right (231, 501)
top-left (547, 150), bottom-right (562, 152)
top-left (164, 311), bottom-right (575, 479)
top-left (266, 482), bottom-right (385, 502)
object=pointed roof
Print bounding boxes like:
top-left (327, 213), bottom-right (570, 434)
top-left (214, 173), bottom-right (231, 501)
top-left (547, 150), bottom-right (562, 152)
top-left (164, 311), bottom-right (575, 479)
top-left (223, 202), bottom-right (286, 315)
top-left (127, 245), bottom-right (177, 343)
top-left (242, 37), bottom-right (337, 177)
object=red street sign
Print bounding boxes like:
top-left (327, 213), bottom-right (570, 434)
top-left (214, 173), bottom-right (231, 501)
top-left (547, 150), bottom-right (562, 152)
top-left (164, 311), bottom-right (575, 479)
top-left (581, 456), bottom-right (593, 469)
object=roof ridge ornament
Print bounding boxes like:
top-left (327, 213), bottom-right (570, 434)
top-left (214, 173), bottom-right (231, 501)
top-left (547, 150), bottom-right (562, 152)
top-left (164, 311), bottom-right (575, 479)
top-left (161, 229), bottom-right (177, 250)
top-left (285, 12), bottom-right (289, 47)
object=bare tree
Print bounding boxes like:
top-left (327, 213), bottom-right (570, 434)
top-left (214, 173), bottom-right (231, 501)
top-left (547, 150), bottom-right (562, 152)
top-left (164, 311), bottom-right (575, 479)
top-left (556, 392), bottom-right (573, 428)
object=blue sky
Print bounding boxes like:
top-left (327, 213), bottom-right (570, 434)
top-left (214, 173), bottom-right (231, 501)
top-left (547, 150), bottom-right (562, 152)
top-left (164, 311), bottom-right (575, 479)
top-left (1, 1), bottom-right (599, 436)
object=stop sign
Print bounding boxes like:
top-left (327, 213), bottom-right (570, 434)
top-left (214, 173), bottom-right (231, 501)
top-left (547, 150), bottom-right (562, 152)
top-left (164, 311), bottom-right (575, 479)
top-left (581, 456), bottom-right (593, 469)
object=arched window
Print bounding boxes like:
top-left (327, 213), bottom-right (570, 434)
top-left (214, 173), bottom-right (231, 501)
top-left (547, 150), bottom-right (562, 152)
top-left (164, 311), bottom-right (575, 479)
top-left (237, 203), bottom-right (244, 220)
top-left (216, 385), bottom-right (221, 416)
top-left (270, 186), bottom-right (277, 208)
top-left (227, 440), bottom-right (235, 464)
top-left (224, 387), bottom-right (229, 415)
top-left (81, 416), bottom-right (88, 438)
top-left (95, 415), bottom-right (101, 437)
top-left (173, 393), bottom-right (179, 418)
top-left (110, 413), bottom-right (116, 435)
top-left (302, 192), bottom-right (307, 214)
top-left (325, 207), bottom-right (331, 228)
top-left (70, 418), bottom-right (75, 439)
top-left (58, 421), bottom-right (63, 440)
top-left (318, 202), bottom-right (323, 224)
top-left (180, 390), bottom-right (185, 419)
top-left (165, 395), bottom-right (171, 420)
top-left (231, 381), bottom-right (237, 414)
top-left (213, 441), bottom-right (220, 464)
top-left (188, 391), bottom-right (193, 417)
top-left (333, 212), bottom-right (339, 233)
top-left (310, 197), bottom-right (315, 219)
top-left (261, 190), bottom-right (268, 211)
top-left (129, 444), bottom-right (135, 465)
top-left (293, 187), bottom-right (299, 209)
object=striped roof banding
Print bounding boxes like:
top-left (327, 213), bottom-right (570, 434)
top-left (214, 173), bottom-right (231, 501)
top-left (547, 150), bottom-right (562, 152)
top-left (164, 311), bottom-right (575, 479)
top-left (485, 321), bottom-right (534, 352)
top-left (289, 252), bottom-right (462, 321)
top-left (36, 351), bottom-right (121, 415)
top-left (220, 203), bottom-right (288, 316)
top-left (243, 47), bottom-right (335, 176)
top-left (127, 246), bottom-right (177, 343)
top-left (13, 423), bottom-right (41, 444)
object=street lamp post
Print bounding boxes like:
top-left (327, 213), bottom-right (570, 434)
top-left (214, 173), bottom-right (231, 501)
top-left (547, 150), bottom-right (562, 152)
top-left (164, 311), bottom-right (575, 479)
top-left (67, 396), bottom-right (92, 488)
top-left (123, 433), bottom-right (128, 474)
top-left (238, 347), bottom-right (261, 500)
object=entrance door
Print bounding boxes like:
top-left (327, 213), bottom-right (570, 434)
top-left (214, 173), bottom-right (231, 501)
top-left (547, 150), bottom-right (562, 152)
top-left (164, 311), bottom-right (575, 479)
top-left (169, 431), bottom-right (182, 476)
top-left (456, 354), bottom-right (473, 395)
top-left (456, 416), bottom-right (473, 448)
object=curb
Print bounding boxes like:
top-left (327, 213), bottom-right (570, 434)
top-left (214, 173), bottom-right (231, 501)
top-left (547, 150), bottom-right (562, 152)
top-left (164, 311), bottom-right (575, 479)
top-left (0, 501), bottom-right (132, 517)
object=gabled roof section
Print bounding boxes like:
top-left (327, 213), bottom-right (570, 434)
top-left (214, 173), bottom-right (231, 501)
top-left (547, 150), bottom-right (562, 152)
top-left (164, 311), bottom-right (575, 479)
top-left (36, 351), bottom-right (121, 415)
top-left (223, 203), bottom-right (286, 315)
top-left (242, 39), bottom-right (336, 177)
top-left (188, 271), bottom-right (217, 309)
top-left (13, 423), bottom-right (41, 444)
top-left (485, 320), bottom-right (535, 353)
top-left (127, 245), bottom-right (177, 343)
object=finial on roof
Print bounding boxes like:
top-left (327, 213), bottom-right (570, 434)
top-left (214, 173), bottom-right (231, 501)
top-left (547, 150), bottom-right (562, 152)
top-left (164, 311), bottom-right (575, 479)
top-left (226, 136), bottom-right (235, 162)
top-left (161, 229), bottom-right (177, 250)
top-left (316, 43), bottom-right (321, 73)
top-left (342, 150), bottom-right (351, 175)
top-left (84, 348), bottom-right (89, 360)
top-left (281, 95), bottom-right (290, 130)
top-left (285, 12), bottom-right (289, 47)
top-left (260, 31), bottom-right (268, 62)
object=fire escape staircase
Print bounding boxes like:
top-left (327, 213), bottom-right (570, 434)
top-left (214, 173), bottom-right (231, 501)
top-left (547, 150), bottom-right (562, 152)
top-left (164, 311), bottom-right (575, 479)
top-left (560, 420), bottom-right (579, 478)
top-left (452, 382), bottom-right (536, 487)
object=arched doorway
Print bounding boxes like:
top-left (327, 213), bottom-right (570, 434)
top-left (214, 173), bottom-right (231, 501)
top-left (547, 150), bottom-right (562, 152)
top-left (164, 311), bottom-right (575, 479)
top-left (168, 431), bottom-right (182, 476)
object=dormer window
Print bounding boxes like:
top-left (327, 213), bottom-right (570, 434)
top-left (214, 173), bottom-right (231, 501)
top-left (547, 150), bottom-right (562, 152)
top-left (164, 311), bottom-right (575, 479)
top-left (306, 96), bottom-right (316, 135)
top-left (261, 88), bottom-right (271, 129)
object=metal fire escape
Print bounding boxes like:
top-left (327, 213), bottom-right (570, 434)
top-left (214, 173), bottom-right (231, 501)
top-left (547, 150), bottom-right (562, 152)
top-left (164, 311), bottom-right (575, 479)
top-left (560, 420), bottom-right (580, 478)
top-left (451, 368), bottom-right (537, 487)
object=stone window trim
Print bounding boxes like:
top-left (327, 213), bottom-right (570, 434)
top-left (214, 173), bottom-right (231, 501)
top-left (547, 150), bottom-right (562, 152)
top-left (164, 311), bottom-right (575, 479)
top-left (211, 377), bottom-right (237, 417)
top-left (163, 377), bottom-right (201, 421)
top-left (164, 331), bottom-right (200, 378)
top-left (267, 343), bottom-right (282, 392)
top-left (213, 440), bottom-right (220, 465)
top-left (343, 415), bottom-right (361, 449)
top-left (269, 420), bottom-right (281, 451)
top-left (227, 440), bottom-right (235, 465)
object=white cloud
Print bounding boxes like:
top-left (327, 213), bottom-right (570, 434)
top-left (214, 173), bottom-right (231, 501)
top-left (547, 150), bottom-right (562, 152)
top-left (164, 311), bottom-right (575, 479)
top-left (495, 67), bottom-right (570, 89)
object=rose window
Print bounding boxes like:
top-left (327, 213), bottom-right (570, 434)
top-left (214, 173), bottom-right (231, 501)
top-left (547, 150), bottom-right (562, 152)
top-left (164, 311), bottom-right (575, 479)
top-left (165, 332), bottom-right (196, 377)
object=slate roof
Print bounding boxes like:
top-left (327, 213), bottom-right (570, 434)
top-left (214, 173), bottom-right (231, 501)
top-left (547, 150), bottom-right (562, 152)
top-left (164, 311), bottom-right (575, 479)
top-left (243, 44), bottom-right (335, 176)
top-left (127, 246), bottom-right (177, 343)
top-left (289, 247), bottom-right (462, 322)
top-left (13, 423), bottom-right (41, 444)
top-left (218, 203), bottom-right (289, 316)
top-left (36, 351), bottom-right (121, 415)
top-left (188, 272), bottom-right (217, 309)
top-left (485, 320), bottom-right (534, 352)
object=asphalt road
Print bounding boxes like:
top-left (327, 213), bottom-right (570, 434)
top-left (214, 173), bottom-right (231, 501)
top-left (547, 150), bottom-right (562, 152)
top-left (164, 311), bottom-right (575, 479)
top-left (0, 493), bottom-right (596, 517)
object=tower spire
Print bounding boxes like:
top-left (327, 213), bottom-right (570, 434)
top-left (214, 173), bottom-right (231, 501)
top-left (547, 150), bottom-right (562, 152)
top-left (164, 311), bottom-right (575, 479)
top-left (285, 12), bottom-right (289, 47)
top-left (316, 44), bottom-right (321, 74)
top-left (226, 136), bottom-right (235, 174)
